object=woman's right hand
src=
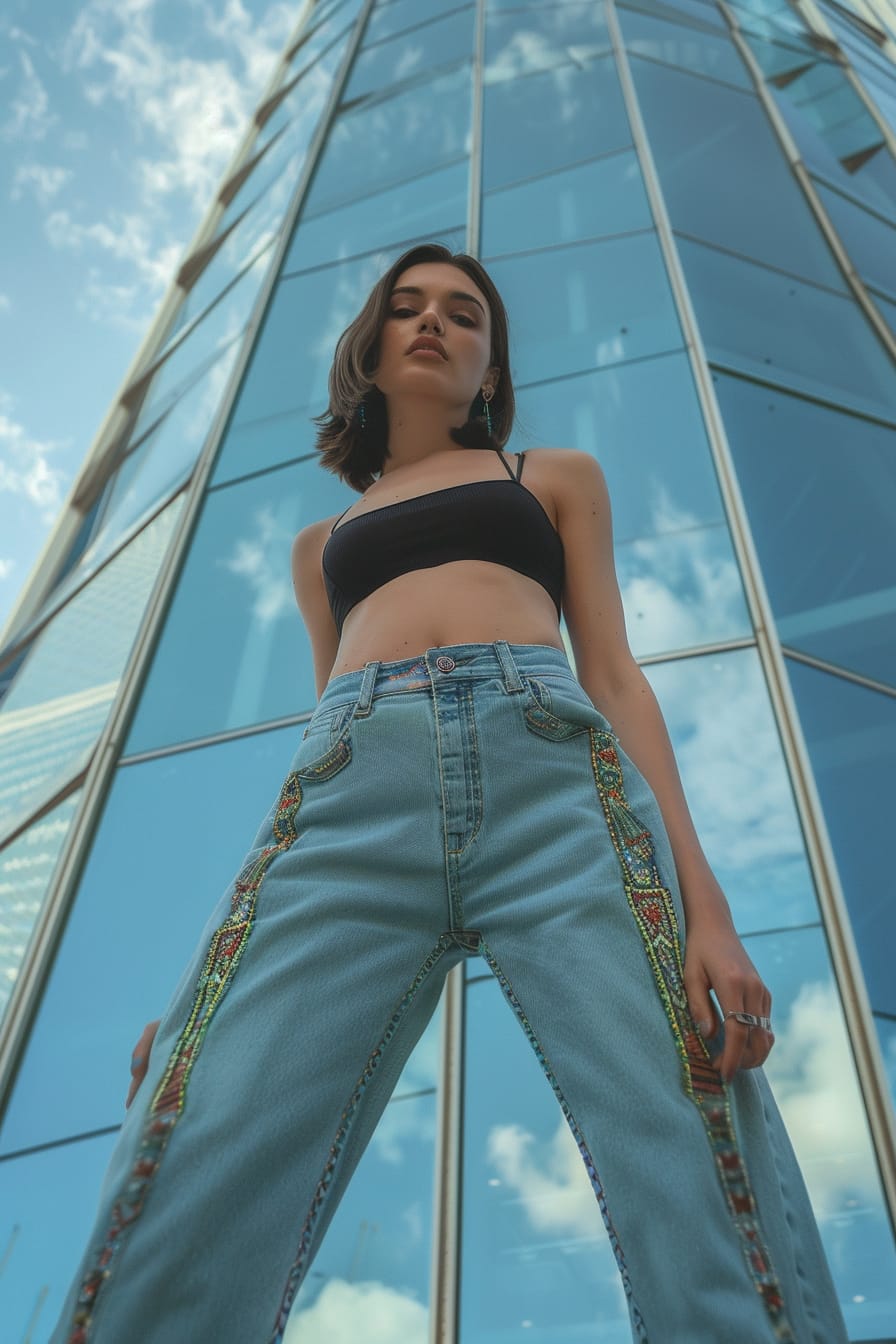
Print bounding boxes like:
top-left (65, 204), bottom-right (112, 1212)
top-left (126, 1019), bottom-right (161, 1109)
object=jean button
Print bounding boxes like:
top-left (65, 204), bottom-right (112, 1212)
top-left (435, 655), bottom-right (456, 672)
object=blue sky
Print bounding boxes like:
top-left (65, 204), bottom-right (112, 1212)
top-left (0, 0), bottom-right (299, 632)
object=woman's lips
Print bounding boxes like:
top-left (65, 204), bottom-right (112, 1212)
top-left (407, 347), bottom-right (445, 358)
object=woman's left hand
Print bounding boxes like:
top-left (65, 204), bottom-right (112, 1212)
top-left (683, 911), bottom-right (774, 1083)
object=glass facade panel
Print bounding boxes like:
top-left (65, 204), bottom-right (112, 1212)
top-left (463, 924), bottom-right (896, 1341)
top-left (462, 973), bottom-right (632, 1342)
top-left (784, 658), bottom-right (896, 1019)
top-left (484, 2), bottom-right (612, 84)
top-left (616, 4), bottom-right (754, 89)
top-left (302, 62), bottom-right (472, 217)
top-left (364, 0), bottom-right (467, 44)
top-left (287, 1009), bottom-right (440, 1331)
top-left (483, 54), bottom-right (631, 193)
top-left (768, 65), bottom-right (896, 221)
top-left (752, 925), bottom-right (896, 1340)
top-left (628, 55), bottom-right (848, 289)
top-left (679, 236), bottom-right (896, 422)
top-left (281, 158), bottom-right (468, 283)
top-left (641, 649), bottom-right (821, 935)
top-left (343, 5), bottom-right (475, 104)
top-left (812, 176), bottom-right (896, 299)
top-left (0, 792), bottom-right (80, 1026)
top-left (0, 501), bottom-right (182, 848)
top-left (714, 371), bottom-right (896, 687)
top-left (511, 353), bottom-right (751, 659)
top-left (1, 724), bottom-right (302, 1153)
top-left (124, 462), bottom-right (343, 757)
top-left (483, 237), bottom-right (684, 387)
top-left (225, 233), bottom-right (466, 446)
top-left (480, 152), bottom-right (653, 259)
top-left (629, 0), bottom-right (729, 31)
top-left (129, 244), bottom-right (270, 428)
top-left (0, 1133), bottom-right (119, 1341)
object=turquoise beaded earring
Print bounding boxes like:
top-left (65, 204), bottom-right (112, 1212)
top-left (357, 396), bottom-right (367, 430)
top-left (481, 388), bottom-right (493, 437)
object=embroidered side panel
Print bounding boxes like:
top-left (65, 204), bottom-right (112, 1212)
top-left (269, 939), bottom-right (451, 1343)
top-left (66, 772), bottom-right (304, 1344)
top-left (479, 940), bottom-right (649, 1343)
top-left (587, 729), bottom-right (794, 1342)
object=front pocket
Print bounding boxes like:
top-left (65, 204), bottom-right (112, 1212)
top-left (522, 675), bottom-right (615, 743)
top-left (294, 701), bottom-right (355, 781)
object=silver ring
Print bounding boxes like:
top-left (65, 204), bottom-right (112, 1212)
top-left (724, 1010), bottom-right (772, 1031)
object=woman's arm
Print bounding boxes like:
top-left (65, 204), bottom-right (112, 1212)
top-left (552, 449), bottom-right (774, 1083)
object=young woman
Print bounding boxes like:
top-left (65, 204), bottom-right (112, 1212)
top-left (52, 243), bottom-right (848, 1343)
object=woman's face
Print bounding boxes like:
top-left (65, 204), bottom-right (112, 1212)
top-left (371, 261), bottom-right (500, 408)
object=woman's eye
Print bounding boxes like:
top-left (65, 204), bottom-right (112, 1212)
top-left (391, 308), bottom-right (475, 327)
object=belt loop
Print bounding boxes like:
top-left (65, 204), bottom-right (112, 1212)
top-left (354, 660), bottom-right (380, 717)
top-left (493, 640), bottom-right (524, 693)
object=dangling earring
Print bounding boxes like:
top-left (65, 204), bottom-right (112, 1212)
top-left (357, 396), bottom-right (366, 430)
top-left (481, 388), bottom-right (493, 438)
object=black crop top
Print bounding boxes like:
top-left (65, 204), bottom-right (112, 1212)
top-left (321, 449), bottom-right (565, 637)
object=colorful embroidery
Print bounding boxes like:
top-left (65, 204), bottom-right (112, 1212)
top-left (478, 940), bottom-right (648, 1343)
top-left (587, 729), bottom-right (794, 1341)
top-left (65, 771), bottom-right (304, 1344)
top-left (270, 939), bottom-right (451, 1342)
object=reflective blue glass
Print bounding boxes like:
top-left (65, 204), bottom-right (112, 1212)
top-left (344, 4), bottom-right (475, 103)
top-left (302, 62), bottom-right (472, 217)
top-left (287, 1010), bottom-right (440, 1330)
top-left (874, 1013), bottom-right (896, 1108)
top-left (0, 500), bottom-right (182, 849)
top-left (364, 0), bottom-right (467, 44)
top-left (679, 235), bottom-right (896, 422)
top-left (621, 0), bottom-right (728, 29)
top-left (0, 1133), bottom-right (119, 1340)
top-left (511, 353), bottom-right (751, 659)
top-left (124, 461), bottom-right (347, 756)
top-left (282, 159), bottom-right (468, 282)
top-left (714, 370), bottom-right (896, 687)
top-left (1, 723), bottom-right (303, 1153)
top-left (785, 657), bottom-right (896, 1016)
top-left (483, 236), bottom-right (685, 386)
top-left (813, 176), bottom-right (896, 299)
top-left (484, 2), bottom-right (611, 84)
top-left (483, 54), bottom-right (630, 192)
top-left (628, 54), bottom-right (847, 289)
top-left (617, 4), bottom-right (754, 88)
top-left (225, 232), bottom-right (466, 450)
top-left (481, 152), bottom-right (652, 259)
top-left (768, 63), bottom-right (896, 221)
top-left (462, 923), bottom-right (896, 1341)
top-left (0, 791), bottom-right (80, 1026)
top-left (749, 925), bottom-right (896, 1340)
top-left (641, 649), bottom-right (821, 935)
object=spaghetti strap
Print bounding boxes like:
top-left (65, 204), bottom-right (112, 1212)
top-left (516, 451), bottom-right (526, 481)
top-left (329, 506), bottom-right (352, 535)
top-left (494, 447), bottom-right (520, 483)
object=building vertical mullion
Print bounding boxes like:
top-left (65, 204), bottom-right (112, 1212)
top-left (0, 0), bottom-right (378, 1125)
top-left (428, 3), bottom-right (488, 1341)
top-left (604, 0), bottom-right (896, 1228)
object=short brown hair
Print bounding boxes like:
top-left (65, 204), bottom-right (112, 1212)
top-left (311, 242), bottom-right (516, 493)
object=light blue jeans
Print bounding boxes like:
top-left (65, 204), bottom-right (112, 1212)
top-left (52, 641), bottom-right (847, 1344)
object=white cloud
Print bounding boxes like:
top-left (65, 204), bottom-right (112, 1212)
top-left (43, 207), bottom-right (182, 326)
top-left (61, 0), bottom-right (293, 210)
top-left (1, 49), bottom-right (55, 143)
top-left (11, 161), bottom-right (73, 204)
top-left (0, 294), bottom-right (10, 313)
top-left (0, 559), bottom-right (15, 580)
top-left (283, 1278), bottom-right (428, 1344)
top-left (0, 392), bottom-right (69, 523)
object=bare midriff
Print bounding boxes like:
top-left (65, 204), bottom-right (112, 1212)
top-left (326, 560), bottom-right (566, 683)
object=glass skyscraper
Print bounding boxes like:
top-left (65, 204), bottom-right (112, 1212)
top-left (2, 0), bottom-right (896, 1338)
